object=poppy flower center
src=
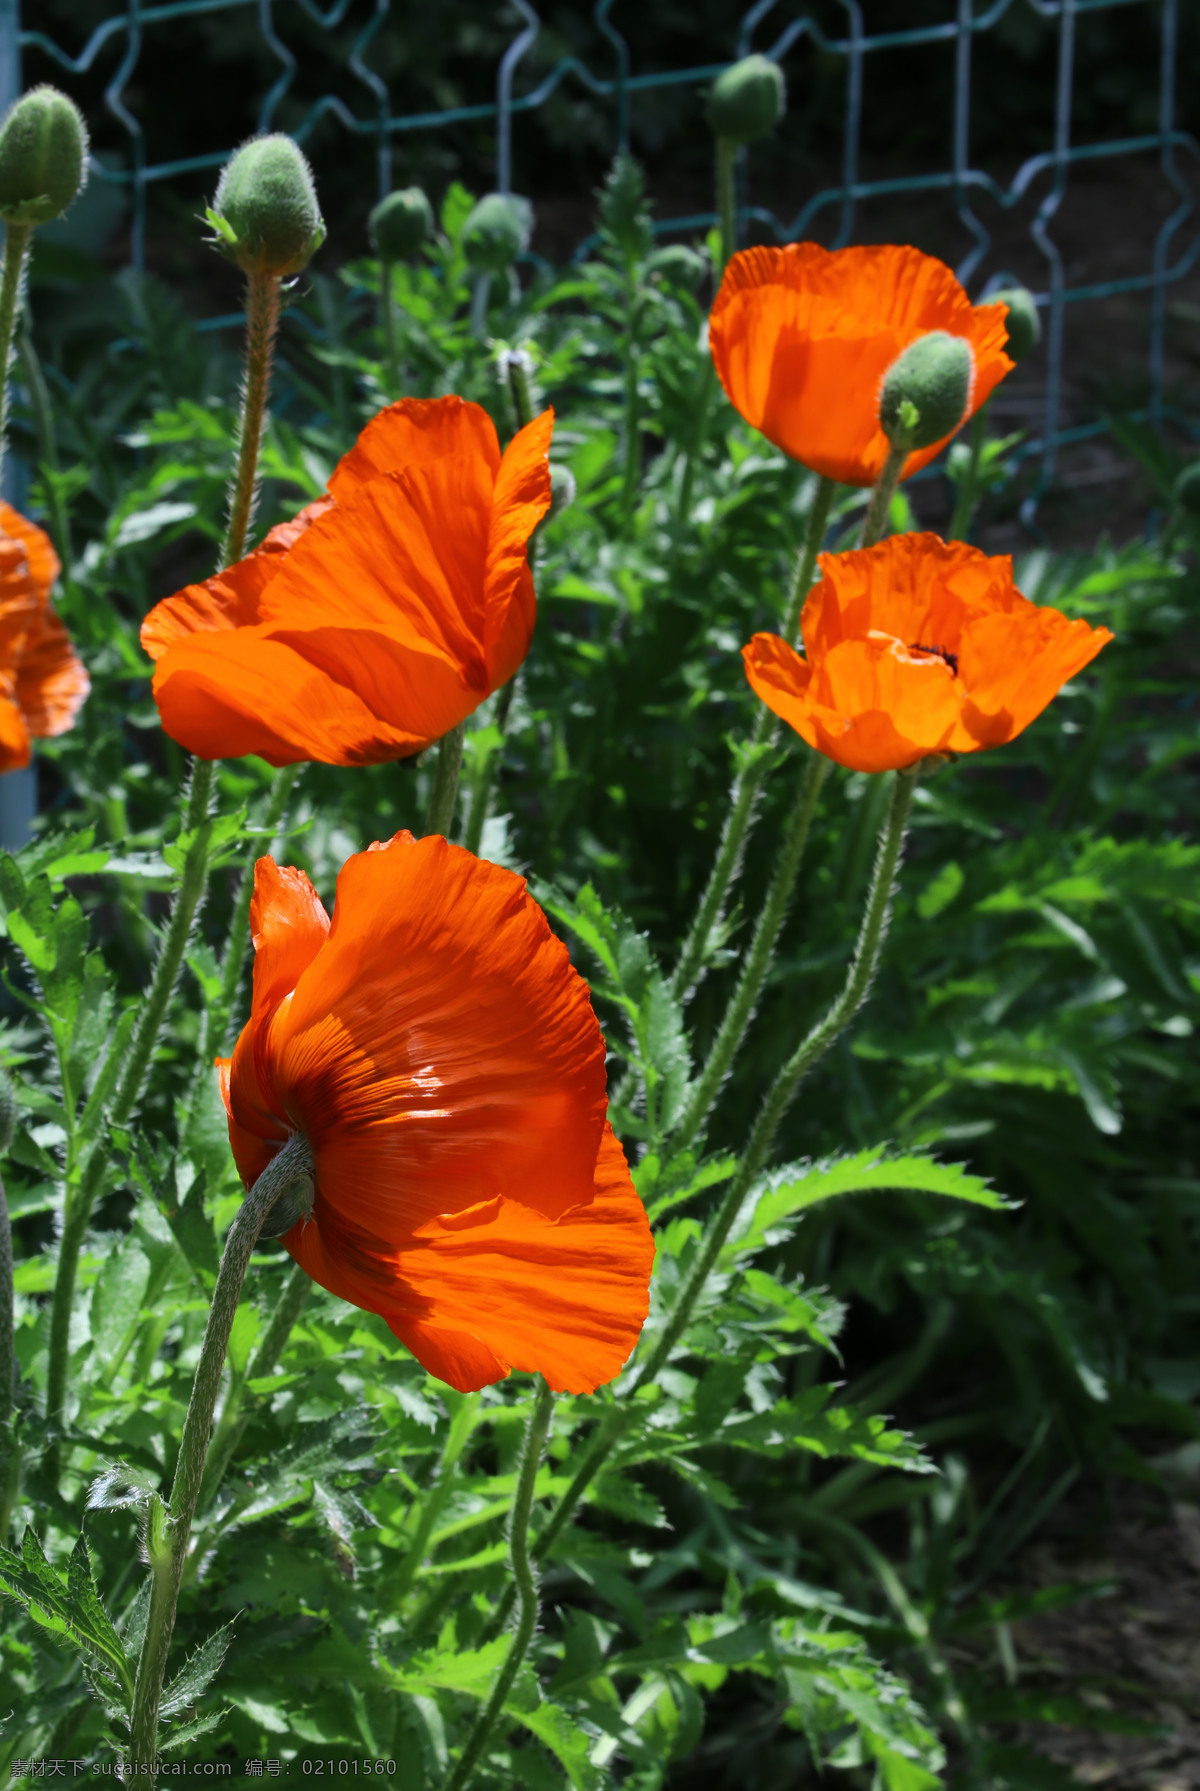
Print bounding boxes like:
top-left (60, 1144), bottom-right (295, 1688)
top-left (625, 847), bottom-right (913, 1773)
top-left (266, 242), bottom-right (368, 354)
top-left (907, 641), bottom-right (959, 677)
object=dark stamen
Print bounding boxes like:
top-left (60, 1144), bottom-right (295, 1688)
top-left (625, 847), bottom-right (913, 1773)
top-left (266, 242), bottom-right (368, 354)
top-left (908, 641), bottom-right (958, 676)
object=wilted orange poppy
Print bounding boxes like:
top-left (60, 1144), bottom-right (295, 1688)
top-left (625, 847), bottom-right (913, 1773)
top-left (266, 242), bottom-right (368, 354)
top-left (743, 532), bottom-right (1112, 773)
top-left (217, 831), bottom-right (655, 1394)
top-left (0, 502), bottom-right (89, 770)
top-left (141, 396), bottom-right (553, 767)
top-left (709, 243), bottom-right (1014, 487)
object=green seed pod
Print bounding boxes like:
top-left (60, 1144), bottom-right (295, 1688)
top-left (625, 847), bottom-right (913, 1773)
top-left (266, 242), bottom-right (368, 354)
top-left (369, 186), bottom-right (433, 262)
top-left (0, 85), bottom-right (88, 227)
top-left (547, 463), bottom-right (576, 521)
top-left (1174, 461), bottom-right (1200, 518)
top-left (462, 192), bottom-right (533, 277)
top-left (208, 134), bottom-right (325, 278)
top-left (706, 55), bottom-right (785, 148)
top-left (879, 331), bottom-right (974, 452)
top-left (646, 244), bottom-right (706, 291)
top-left (989, 284), bottom-right (1041, 362)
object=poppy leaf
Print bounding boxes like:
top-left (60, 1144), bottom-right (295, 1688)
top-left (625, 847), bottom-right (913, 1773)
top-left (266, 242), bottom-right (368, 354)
top-left (0, 1529), bottom-right (134, 1707)
top-left (159, 1620), bottom-right (238, 1718)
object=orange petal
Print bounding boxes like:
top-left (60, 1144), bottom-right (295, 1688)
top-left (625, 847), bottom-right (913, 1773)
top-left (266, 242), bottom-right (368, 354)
top-left (247, 857), bottom-right (331, 1102)
top-left (710, 244), bottom-right (1013, 486)
top-left (16, 606), bottom-right (89, 738)
top-left (483, 409), bottom-right (553, 688)
top-left (285, 1124), bottom-right (654, 1394)
top-left (328, 395), bottom-right (501, 501)
top-left (217, 1053), bottom-right (282, 1188)
top-left (0, 502), bottom-right (59, 602)
top-left (265, 834), bottom-right (609, 1238)
top-left (0, 685), bottom-right (30, 771)
top-left (150, 626), bottom-right (441, 766)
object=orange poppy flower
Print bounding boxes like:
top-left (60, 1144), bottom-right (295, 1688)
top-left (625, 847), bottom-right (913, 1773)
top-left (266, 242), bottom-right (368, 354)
top-left (141, 396), bottom-right (553, 767)
top-left (217, 831), bottom-right (655, 1394)
top-left (743, 532), bottom-right (1112, 773)
top-left (709, 243), bottom-right (1013, 487)
top-left (0, 501), bottom-right (89, 771)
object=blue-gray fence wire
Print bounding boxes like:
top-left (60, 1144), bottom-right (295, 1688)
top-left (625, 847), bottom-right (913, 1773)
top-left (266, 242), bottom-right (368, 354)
top-left (12, 0), bottom-right (1200, 519)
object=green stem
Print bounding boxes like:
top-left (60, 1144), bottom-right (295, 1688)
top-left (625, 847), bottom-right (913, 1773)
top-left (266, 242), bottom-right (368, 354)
top-left (46, 757), bottom-right (217, 1449)
top-left (463, 679), bottom-right (517, 859)
top-left (514, 770), bottom-right (917, 1575)
top-left (0, 223), bottom-right (31, 491)
top-left (860, 441), bottom-right (908, 549)
top-left (715, 136), bottom-right (737, 278)
top-left (442, 1379), bottom-right (555, 1791)
top-left (16, 321), bottom-right (72, 568)
top-left (948, 403), bottom-right (989, 543)
top-left (390, 1394), bottom-right (480, 1606)
top-left (671, 477), bottom-right (835, 1001)
top-left (425, 722), bottom-right (466, 838)
top-left (379, 259), bottom-right (401, 398)
top-left (219, 764), bottom-right (302, 1020)
top-left (129, 1135), bottom-right (314, 1771)
top-left (470, 275), bottom-right (490, 340)
top-left (0, 1166), bottom-right (14, 1545)
top-left (221, 270), bottom-right (281, 569)
top-left (504, 352), bottom-right (535, 432)
top-left (196, 1260), bottom-right (311, 1515)
top-left (671, 750), bottom-right (829, 1153)
top-left (621, 329), bottom-right (641, 525)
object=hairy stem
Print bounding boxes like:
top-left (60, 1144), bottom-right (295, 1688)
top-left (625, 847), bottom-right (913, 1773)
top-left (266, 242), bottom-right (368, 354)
top-left (221, 270), bottom-right (281, 568)
top-left (426, 722), bottom-right (466, 838)
top-left (671, 750), bottom-right (829, 1153)
top-left (391, 1394), bottom-right (480, 1606)
top-left (0, 223), bottom-right (31, 491)
top-left (516, 769), bottom-right (918, 1573)
top-left (948, 402), bottom-right (989, 543)
top-left (219, 764), bottom-right (302, 1021)
top-left (860, 441), bottom-right (908, 549)
top-left (17, 322), bottom-right (72, 567)
top-left (463, 679), bottom-right (517, 859)
top-left (0, 1167), bottom-right (14, 1544)
top-left (379, 259), bottom-right (401, 397)
top-left (442, 1379), bottom-right (555, 1791)
top-left (129, 1136), bottom-right (314, 1771)
top-left (197, 1260), bottom-right (311, 1515)
top-left (671, 477), bottom-right (835, 1001)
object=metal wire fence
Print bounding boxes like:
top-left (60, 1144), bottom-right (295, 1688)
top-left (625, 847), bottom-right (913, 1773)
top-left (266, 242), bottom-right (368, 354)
top-left (12, 0), bottom-right (1200, 519)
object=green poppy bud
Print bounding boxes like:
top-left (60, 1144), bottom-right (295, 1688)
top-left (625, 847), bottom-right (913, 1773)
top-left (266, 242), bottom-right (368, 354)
top-left (0, 85), bottom-right (88, 227)
top-left (646, 244), bottom-right (706, 291)
top-left (462, 192), bottom-right (533, 277)
top-left (548, 463), bottom-right (576, 520)
top-left (369, 186), bottom-right (433, 262)
top-left (1175, 461), bottom-right (1200, 518)
top-left (208, 134), bottom-right (325, 278)
top-left (879, 331), bottom-right (974, 452)
top-left (990, 285), bottom-right (1041, 362)
top-left (707, 55), bottom-right (785, 148)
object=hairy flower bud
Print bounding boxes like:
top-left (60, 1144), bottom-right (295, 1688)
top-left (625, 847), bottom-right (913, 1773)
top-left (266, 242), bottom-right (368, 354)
top-left (462, 192), bottom-right (533, 277)
top-left (646, 244), bottom-right (706, 291)
top-left (369, 186), bottom-right (433, 262)
top-left (208, 134), bottom-right (325, 278)
top-left (879, 331), bottom-right (974, 452)
top-left (1175, 461), bottom-right (1200, 518)
top-left (0, 85), bottom-right (88, 227)
top-left (707, 55), bottom-right (785, 147)
top-left (990, 284), bottom-right (1041, 363)
top-left (548, 463), bottom-right (576, 520)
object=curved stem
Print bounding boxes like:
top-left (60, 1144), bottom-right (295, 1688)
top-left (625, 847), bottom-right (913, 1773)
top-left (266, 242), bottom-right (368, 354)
top-left (391, 1394), bottom-right (480, 1606)
top-left (0, 223), bottom-right (31, 491)
top-left (671, 477), bottom-right (835, 1002)
top-left (463, 680), bottom-right (517, 859)
top-left (379, 259), bottom-right (401, 397)
top-left (671, 750), bottom-right (829, 1153)
top-left (196, 1260), bottom-right (311, 1514)
top-left (426, 723), bottom-right (466, 838)
top-left (129, 1135), bottom-right (314, 1771)
top-left (860, 441), bottom-right (908, 549)
top-left (221, 270), bottom-right (281, 569)
top-left (518, 768), bottom-right (917, 1571)
top-left (442, 1378), bottom-right (555, 1791)
top-left (949, 403), bottom-right (989, 543)
top-left (46, 758), bottom-right (217, 1444)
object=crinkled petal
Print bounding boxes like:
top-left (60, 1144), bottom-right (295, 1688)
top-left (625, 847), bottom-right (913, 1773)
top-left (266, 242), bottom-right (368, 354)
top-left (0, 503), bottom-right (59, 602)
top-left (218, 1053), bottom-right (283, 1186)
top-left (328, 395), bottom-right (501, 500)
top-left (16, 606), bottom-right (89, 738)
top-left (483, 409), bottom-right (553, 688)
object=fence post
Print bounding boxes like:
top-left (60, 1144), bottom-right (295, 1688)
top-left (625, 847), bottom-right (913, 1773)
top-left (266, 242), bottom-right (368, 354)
top-left (0, 0), bottom-right (32, 853)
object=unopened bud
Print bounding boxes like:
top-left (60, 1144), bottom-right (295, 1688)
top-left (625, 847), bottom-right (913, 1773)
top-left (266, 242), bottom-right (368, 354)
top-left (646, 244), bottom-right (706, 291)
top-left (0, 85), bottom-right (88, 227)
top-left (369, 186), bottom-right (433, 262)
top-left (990, 285), bottom-right (1041, 362)
top-left (707, 55), bottom-right (785, 148)
top-left (1175, 461), bottom-right (1200, 518)
top-left (208, 134), bottom-right (325, 278)
top-left (548, 463), bottom-right (576, 520)
top-left (462, 192), bottom-right (533, 277)
top-left (879, 331), bottom-right (974, 452)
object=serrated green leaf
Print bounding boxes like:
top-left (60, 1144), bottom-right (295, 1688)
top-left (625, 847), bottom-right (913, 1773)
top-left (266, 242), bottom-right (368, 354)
top-left (0, 1529), bottom-right (134, 1704)
top-left (160, 1621), bottom-right (237, 1717)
